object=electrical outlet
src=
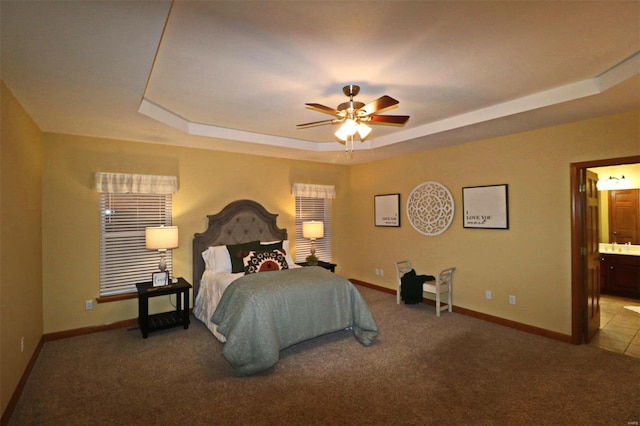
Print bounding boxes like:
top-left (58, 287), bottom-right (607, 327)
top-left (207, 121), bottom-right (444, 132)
top-left (485, 290), bottom-right (492, 300)
top-left (85, 299), bottom-right (93, 310)
top-left (21, 337), bottom-right (24, 352)
top-left (508, 295), bottom-right (516, 305)
top-left (380, 269), bottom-right (384, 276)
top-left (374, 269), bottom-right (379, 275)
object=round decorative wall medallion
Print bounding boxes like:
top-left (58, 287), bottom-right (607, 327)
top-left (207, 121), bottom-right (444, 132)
top-left (406, 181), bottom-right (455, 236)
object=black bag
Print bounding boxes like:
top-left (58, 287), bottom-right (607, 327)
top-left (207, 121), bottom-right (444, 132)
top-left (400, 269), bottom-right (435, 304)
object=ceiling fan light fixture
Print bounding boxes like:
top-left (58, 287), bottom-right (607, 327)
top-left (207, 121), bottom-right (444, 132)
top-left (356, 122), bottom-right (372, 140)
top-left (298, 84), bottom-right (409, 157)
top-left (335, 119), bottom-right (357, 141)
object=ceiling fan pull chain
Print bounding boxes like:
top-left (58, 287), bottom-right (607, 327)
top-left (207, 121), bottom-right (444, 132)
top-left (345, 135), bottom-right (354, 160)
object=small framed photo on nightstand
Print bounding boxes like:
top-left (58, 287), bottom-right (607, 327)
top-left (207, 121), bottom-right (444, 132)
top-left (152, 271), bottom-right (169, 287)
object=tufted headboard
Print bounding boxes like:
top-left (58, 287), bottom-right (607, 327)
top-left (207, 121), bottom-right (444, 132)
top-left (192, 199), bottom-right (288, 297)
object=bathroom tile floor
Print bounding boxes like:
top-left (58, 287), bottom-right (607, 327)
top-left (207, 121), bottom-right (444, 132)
top-left (589, 295), bottom-right (640, 359)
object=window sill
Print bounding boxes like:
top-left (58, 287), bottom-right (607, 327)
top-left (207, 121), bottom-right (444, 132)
top-left (96, 292), bottom-right (138, 304)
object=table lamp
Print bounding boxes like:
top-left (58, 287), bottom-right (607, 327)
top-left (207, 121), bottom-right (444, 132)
top-left (302, 221), bottom-right (324, 265)
top-left (145, 225), bottom-right (179, 272)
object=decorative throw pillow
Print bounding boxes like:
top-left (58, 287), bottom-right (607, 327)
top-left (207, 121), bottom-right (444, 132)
top-left (260, 240), bottom-right (283, 251)
top-left (226, 241), bottom-right (261, 273)
top-left (243, 250), bottom-right (289, 274)
top-left (262, 240), bottom-right (295, 267)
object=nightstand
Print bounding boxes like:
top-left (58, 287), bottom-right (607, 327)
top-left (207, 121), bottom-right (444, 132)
top-left (136, 277), bottom-right (191, 338)
top-left (295, 260), bottom-right (337, 273)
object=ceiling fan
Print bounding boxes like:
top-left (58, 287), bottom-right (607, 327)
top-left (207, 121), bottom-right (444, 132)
top-left (297, 85), bottom-right (410, 145)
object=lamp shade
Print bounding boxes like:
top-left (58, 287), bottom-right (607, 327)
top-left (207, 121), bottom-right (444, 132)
top-left (145, 226), bottom-right (179, 250)
top-left (356, 122), bottom-right (372, 139)
top-left (302, 221), bottom-right (324, 239)
top-left (334, 119), bottom-right (357, 141)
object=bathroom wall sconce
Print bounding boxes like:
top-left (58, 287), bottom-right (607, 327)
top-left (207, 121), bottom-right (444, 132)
top-left (596, 175), bottom-right (631, 191)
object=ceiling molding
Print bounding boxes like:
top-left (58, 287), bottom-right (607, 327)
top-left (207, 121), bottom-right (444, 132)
top-left (3, 1), bottom-right (638, 164)
top-left (139, 52), bottom-right (639, 153)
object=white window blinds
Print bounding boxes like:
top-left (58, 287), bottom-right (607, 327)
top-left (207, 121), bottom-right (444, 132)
top-left (96, 173), bottom-right (177, 296)
top-left (293, 184), bottom-right (334, 263)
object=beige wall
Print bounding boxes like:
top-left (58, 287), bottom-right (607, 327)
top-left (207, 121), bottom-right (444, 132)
top-left (40, 110), bottom-right (640, 336)
top-left (41, 133), bottom-right (351, 333)
top-left (1, 83), bottom-right (43, 416)
top-left (2, 76), bottom-right (638, 417)
top-left (344, 111), bottom-right (639, 335)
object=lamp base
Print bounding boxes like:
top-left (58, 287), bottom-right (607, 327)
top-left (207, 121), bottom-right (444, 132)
top-left (306, 254), bottom-right (319, 266)
top-left (158, 250), bottom-right (167, 272)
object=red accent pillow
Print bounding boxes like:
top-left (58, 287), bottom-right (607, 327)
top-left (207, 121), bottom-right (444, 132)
top-left (243, 250), bottom-right (289, 274)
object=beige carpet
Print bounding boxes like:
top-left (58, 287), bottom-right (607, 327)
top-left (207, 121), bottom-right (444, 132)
top-left (8, 285), bottom-right (640, 425)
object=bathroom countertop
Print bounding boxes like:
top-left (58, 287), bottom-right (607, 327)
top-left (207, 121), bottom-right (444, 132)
top-left (599, 244), bottom-right (640, 256)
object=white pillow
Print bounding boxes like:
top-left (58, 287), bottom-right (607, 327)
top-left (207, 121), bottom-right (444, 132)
top-left (202, 245), bottom-right (233, 274)
top-left (202, 247), bottom-right (216, 271)
top-left (213, 245), bottom-right (232, 273)
top-left (282, 240), bottom-right (296, 267)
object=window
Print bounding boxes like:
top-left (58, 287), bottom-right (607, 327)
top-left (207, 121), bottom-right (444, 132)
top-left (99, 193), bottom-right (173, 296)
top-left (292, 183), bottom-right (335, 263)
top-left (295, 197), bottom-right (332, 262)
top-left (95, 172), bottom-right (178, 297)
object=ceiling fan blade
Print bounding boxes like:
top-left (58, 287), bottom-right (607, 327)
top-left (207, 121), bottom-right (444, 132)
top-left (305, 103), bottom-right (340, 116)
top-left (296, 119), bottom-right (338, 128)
top-left (359, 95), bottom-right (399, 115)
top-left (368, 114), bottom-right (410, 125)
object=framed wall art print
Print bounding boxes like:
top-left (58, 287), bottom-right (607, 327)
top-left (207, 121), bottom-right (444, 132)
top-left (462, 184), bottom-right (509, 229)
top-left (374, 193), bottom-right (401, 227)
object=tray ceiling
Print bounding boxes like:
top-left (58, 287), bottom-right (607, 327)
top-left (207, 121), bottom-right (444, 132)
top-left (2, 1), bottom-right (638, 164)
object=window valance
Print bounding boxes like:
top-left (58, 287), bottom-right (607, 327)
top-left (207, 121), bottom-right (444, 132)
top-left (94, 172), bottom-right (178, 194)
top-left (292, 183), bottom-right (336, 199)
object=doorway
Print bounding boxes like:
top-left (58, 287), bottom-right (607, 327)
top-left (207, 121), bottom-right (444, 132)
top-left (570, 155), bottom-right (640, 344)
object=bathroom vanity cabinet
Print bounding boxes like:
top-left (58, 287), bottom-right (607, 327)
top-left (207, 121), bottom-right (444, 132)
top-left (600, 253), bottom-right (640, 299)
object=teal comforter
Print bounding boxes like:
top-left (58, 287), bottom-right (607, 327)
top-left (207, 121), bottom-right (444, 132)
top-left (212, 267), bottom-right (378, 376)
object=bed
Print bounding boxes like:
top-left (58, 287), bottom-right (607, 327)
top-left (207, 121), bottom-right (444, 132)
top-left (192, 199), bottom-right (379, 376)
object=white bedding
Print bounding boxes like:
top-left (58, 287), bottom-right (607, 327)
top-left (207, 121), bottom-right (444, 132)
top-left (193, 270), bottom-right (241, 342)
top-left (193, 262), bottom-right (301, 342)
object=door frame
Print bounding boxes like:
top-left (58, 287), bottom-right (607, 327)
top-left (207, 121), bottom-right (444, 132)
top-left (570, 155), bottom-right (640, 344)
